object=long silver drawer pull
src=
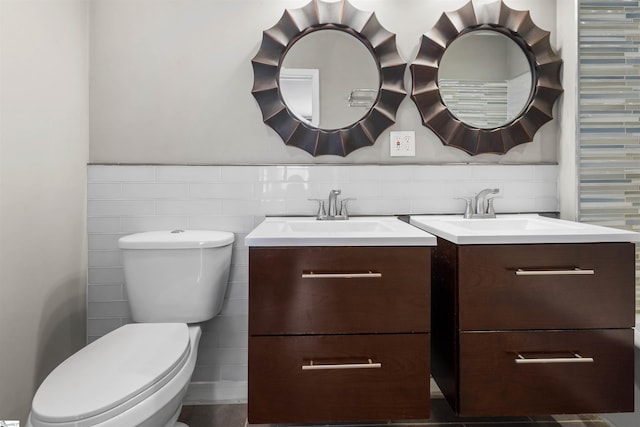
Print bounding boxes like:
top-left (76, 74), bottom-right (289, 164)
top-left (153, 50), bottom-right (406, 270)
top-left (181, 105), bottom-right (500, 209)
top-left (515, 268), bottom-right (595, 276)
top-left (515, 352), bottom-right (594, 364)
top-left (302, 358), bottom-right (382, 371)
top-left (301, 271), bottom-right (382, 279)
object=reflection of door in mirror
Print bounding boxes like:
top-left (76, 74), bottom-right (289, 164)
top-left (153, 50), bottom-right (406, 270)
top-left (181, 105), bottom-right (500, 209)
top-left (280, 68), bottom-right (320, 127)
top-left (280, 29), bottom-right (379, 130)
top-left (438, 30), bottom-right (532, 129)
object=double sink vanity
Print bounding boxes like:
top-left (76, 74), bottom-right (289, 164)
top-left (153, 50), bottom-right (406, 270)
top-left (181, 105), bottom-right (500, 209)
top-left (245, 203), bottom-right (639, 424)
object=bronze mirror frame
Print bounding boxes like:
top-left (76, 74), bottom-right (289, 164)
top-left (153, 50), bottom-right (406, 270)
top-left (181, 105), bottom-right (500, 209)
top-left (410, 1), bottom-right (563, 155)
top-left (251, 0), bottom-right (406, 157)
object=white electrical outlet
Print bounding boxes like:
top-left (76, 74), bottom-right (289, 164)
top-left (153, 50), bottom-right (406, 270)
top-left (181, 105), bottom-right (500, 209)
top-left (390, 131), bottom-right (416, 157)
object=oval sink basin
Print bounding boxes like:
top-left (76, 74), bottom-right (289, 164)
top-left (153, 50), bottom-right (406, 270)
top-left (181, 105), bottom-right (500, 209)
top-left (245, 217), bottom-right (436, 247)
top-left (410, 214), bottom-right (640, 245)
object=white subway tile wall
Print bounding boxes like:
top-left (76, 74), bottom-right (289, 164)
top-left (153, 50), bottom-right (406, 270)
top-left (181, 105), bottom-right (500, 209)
top-left (87, 164), bottom-right (558, 404)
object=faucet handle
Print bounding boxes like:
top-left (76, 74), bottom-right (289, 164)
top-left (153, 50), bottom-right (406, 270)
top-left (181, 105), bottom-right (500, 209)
top-left (455, 197), bottom-right (474, 218)
top-left (485, 192), bottom-right (501, 215)
top-left (339, 198), bottom-right (356, 218)
top-left (308, 198), bottom-right (326, 219)
top-left (486, 198), bottom-right (496, 216)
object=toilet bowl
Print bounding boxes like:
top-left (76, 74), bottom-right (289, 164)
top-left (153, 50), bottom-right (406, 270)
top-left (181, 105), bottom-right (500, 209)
top-left (28, 324), bottom-right (200, 427)
top-left (27, 230), bottom-right (234, 427)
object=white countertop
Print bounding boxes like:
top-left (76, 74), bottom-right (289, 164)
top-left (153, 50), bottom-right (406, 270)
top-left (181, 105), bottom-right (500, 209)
top-left (409, 214), bottom-right (640, 245)
top-left (245, 216), bottom-right (437, 247)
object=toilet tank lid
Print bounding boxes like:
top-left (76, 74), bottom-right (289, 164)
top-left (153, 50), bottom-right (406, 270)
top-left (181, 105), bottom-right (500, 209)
top-left (119, 230), bottom-right (234, 249)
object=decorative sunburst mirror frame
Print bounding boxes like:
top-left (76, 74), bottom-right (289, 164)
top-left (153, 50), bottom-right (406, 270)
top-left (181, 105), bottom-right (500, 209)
top-left (251, 0), bottom-right (406, 157)
top-left (410, 1), bottom-right (563, 155)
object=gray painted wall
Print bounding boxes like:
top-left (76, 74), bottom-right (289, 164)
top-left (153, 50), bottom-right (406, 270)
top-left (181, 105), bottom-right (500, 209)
top-left (0, 0), bottom-right (89, 423)
top-left (89, 0), bottom-right (560, 164)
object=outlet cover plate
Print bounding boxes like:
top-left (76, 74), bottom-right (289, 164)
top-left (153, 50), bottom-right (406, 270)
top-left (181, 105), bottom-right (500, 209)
top-left (390, 131), bottom-right (416, 157)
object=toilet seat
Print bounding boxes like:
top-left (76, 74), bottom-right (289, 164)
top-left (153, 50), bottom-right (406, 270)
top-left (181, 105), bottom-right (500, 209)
top-left (30, 323), bottom-right (190, 427)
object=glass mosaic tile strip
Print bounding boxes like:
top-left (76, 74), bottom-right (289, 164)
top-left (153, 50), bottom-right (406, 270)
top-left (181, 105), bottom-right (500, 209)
top-left (579, 0), bottom-right (640, 311)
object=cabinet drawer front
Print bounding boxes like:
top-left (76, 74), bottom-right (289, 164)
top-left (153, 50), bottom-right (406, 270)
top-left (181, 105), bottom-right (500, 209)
top-left (248, 334), bottom-right (430, 424)
top-left (458, 243), bottom-right (635, 330)
top-left (458, 329), bottom-right (634, 416)
top-left (249, 247), bottom-right (430, 335)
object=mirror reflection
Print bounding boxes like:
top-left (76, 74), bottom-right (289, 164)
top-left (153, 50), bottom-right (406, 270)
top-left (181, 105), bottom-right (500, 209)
top-left (438, 30), bottom-right (533, 129)
top-left (279, 29), bottom-right (380, 130)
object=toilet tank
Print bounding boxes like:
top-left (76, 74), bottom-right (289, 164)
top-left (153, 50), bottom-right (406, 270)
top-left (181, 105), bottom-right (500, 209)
top-left (118, 230), bottom-right (234, 323)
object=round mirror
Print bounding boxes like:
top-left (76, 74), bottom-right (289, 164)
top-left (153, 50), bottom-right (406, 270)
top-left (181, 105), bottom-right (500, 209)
top-left (251, 0), bottom-right (406, 157)
top-left (280, 29), bottom-right (380, 130)
top-left (438, 30), bottom-right (533, 129)
top-left (409, 0), bottom-right (563, 155)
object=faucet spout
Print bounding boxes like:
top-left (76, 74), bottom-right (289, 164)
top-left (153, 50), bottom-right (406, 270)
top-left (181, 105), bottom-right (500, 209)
top-left (327, 189), bottom-right (341, 218)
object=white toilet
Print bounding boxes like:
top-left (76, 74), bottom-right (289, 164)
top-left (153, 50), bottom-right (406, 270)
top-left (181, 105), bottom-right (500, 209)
top-left (27, 229), bottom-right (234, 427)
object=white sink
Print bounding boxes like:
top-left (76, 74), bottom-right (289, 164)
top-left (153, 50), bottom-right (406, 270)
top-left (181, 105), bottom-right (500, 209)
top-left (245, 216), bottom-right (436, 247)
top-left (409, 214), bottom-right (640, 245)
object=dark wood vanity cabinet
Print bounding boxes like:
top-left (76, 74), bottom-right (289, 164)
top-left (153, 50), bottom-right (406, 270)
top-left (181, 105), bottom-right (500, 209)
top-left (431, 239), bottom-right (636, 416)
top-left (248, 246), bottom-right (431, 424)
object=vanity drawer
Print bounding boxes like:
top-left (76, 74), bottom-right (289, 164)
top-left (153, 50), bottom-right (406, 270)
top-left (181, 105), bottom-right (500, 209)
top-left (457, 243), bottom-right (635, 330)
top-left (249, 246), bottom-right (430, 335)
top-left (248, 333), bottom-right (430, 424)
top-left (457, 328), bottom-right (634, 416)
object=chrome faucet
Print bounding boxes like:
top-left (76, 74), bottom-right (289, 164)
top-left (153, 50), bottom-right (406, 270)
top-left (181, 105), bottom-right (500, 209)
top-left (309, 189), bottom-right (354, 220)
top-left (474, 188), bottom-right (499, 217)
top-left (460, 188), bottom-right (500, 218)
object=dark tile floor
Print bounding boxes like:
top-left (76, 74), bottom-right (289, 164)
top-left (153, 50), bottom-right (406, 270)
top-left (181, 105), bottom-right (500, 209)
top-left (178, 400), bottom-right (611, 427)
